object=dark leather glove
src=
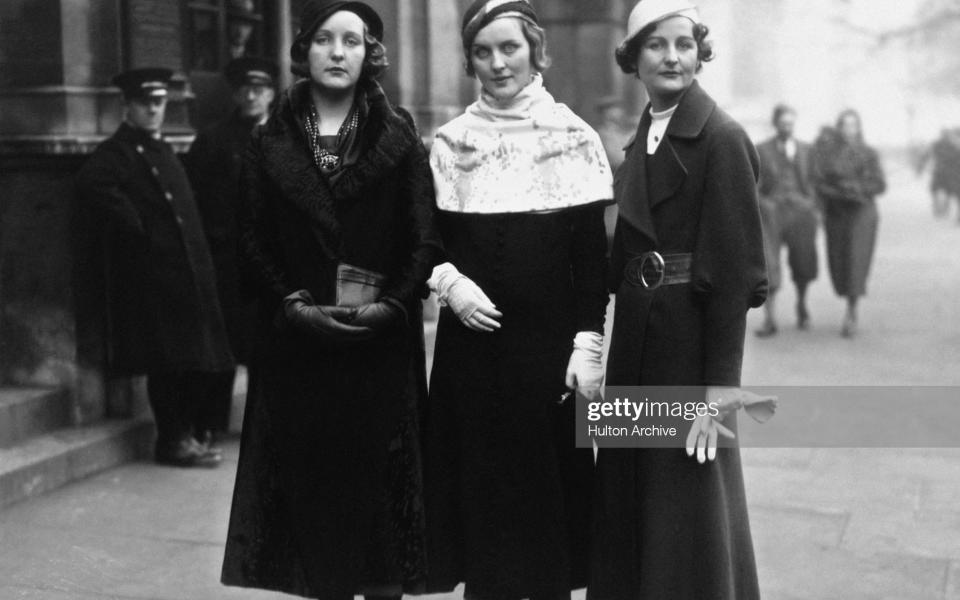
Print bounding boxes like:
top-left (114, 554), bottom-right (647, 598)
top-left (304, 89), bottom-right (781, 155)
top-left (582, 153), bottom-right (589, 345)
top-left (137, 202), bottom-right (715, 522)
top-left (352, 299), bottom-right (406, 332)
top-left (282, 290), bottom-right (375, 342)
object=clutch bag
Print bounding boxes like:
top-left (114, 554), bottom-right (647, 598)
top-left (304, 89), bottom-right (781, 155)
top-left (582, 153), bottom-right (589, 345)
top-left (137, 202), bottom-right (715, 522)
top-left (336, 263), bottom-right (386, 307)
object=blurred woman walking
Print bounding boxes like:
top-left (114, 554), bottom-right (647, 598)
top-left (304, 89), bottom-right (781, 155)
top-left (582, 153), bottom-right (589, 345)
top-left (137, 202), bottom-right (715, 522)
top-left (813, 109), bottom-right (886, 337)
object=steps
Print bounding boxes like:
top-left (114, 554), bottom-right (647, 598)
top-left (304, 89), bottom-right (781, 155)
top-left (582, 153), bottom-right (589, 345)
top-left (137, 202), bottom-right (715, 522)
top-left (0, 387), bottom-right (72, 449)
top-left (0, 387), bottom-right (153, 509)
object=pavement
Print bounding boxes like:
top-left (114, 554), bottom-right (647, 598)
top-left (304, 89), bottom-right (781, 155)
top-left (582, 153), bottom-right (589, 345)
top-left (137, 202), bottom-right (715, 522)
top-left (2, 157), bottom-right (959, 599)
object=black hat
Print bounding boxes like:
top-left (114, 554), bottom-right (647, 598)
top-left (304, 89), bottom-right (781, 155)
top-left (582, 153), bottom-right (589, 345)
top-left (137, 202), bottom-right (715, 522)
top-left (112, 68), bottom-right (173, 100)
top-left (461, 0), bottom-right (539, 48)
top-left (224, 57), bottom-right (279, 88)
top-left (296, 0), bottom-right (384, 45)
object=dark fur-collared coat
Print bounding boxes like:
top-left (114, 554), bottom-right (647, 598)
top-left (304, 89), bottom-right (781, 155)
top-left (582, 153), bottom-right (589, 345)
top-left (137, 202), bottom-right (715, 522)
top-left (591, 80), bottom-right (767, 600)
top-left (75, 123), bottom-right (233, 375)
top-left (220, 80), bottom-right (441, 599)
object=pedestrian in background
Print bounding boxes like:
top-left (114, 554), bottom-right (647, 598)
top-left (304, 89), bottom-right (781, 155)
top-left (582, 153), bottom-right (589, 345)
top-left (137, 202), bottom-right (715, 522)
top-left (75, 69), bottom-right (234, 468)
top-left (220, 2), bottom-right (441, 599)
top-left (592, 1), bottom-right (770, 598)
top-left (422, 1), bottom-right (612, 598)
top-left (185, 57), bottom-right (278, 444)
top-left (755, 103), bottom-right (819, 336)
top-left (920, 127), bottom-right (960, 221)
top-left (812, 109), bottom-right (886, 337)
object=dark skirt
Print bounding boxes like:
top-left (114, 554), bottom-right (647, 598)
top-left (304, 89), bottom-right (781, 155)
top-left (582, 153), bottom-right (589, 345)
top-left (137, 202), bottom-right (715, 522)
top-left (824, 200), bottom-right (878, 298)
top-left (423, 311), bottom-right (593, 599)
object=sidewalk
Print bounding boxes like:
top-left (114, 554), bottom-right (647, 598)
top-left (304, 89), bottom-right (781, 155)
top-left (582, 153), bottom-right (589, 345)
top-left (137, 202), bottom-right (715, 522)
top-left (2, 440), bottom-right (959, 599)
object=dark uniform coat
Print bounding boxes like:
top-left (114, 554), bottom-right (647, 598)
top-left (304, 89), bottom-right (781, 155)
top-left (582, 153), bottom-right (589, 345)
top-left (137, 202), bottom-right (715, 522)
top-left (811, 128), bottom-right (886, 298)
top-left (423, 204), bottom-right (608, 599)
top-left (186, 111), bottom-right (261, 363)
top-left (220, 80), bottom-right (441, 600)
top-left (591, 81), bottom-right (768, 600)
top-left (756, 136), bottom-right (818, 291)
top-left (75, 123), bottom-right (234, 374)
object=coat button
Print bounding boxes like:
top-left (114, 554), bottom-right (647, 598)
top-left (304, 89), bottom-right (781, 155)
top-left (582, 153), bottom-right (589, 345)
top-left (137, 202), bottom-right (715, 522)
top-left (151, 167), bottom-right (160, 176)
top-left (176, 216), bottom-right (184, 225)
top-left (164, 191), bottom-right (173, 201)
top-left (136, 145), bottom-right (144, 154)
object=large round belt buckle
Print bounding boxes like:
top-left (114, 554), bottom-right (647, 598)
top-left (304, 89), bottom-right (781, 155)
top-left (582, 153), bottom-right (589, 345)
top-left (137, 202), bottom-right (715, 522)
top-left (639, 251), bottom-right (665, 290)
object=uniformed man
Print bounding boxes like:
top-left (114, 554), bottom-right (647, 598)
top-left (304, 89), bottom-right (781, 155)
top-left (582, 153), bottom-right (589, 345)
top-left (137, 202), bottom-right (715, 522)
top-left (756, 104), bottom-right (819, 336)
top-left (185, 57), bottom-right (277, 443)
top-left (76, 68), bottom-right (234, 467)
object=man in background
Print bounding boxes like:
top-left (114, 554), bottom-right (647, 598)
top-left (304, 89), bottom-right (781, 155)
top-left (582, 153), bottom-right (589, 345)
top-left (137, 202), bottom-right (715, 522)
top-left (186, 57), bottom-right (277, 443)
top-left (756, 104), bottom-right (819, 336)
top-left (76, 68), bottom-right (234, 467)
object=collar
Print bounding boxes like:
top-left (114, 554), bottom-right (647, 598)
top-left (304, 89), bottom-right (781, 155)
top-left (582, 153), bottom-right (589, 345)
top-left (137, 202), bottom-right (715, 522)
top-left (659, 79), bottom-right (715, 140)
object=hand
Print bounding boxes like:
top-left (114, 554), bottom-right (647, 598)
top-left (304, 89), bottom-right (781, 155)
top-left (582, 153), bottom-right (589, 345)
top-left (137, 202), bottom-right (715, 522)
top-left (352, 300), bottom-right (404, 331)
top-left (564, 331), bottom-right (604, 401)
top-left (685, 413), bottom-right (736, 464)
top-left (282, 290), bottom-right (375, 342)
top-left (429, 263), bottom-right (502, 333)
top-left (447, 277), bottom-right (502, 332)
top-left (685, 386), bottom-right (779, 464)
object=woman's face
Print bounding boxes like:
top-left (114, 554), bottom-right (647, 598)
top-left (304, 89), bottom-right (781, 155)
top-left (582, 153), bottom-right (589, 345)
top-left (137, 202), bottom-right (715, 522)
top-left (839, 113), bottom-right (861, 143)
top-left (307, 11), bottom-right (366, 93)
top-left (635, 16), bottom-right (698, 109)
top-left (470, 18), bottom-right (533, 101)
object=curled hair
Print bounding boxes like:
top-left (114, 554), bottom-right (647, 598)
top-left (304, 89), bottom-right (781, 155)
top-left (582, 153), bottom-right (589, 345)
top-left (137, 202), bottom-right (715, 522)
top-left (772, 103), bottom-right (796, 125)
top-left (290, 26), bottom-right (389, 82)
top-left (463, 18), bottom-right (552, 77)
top-left (615, 22), bottom-right (713, 75)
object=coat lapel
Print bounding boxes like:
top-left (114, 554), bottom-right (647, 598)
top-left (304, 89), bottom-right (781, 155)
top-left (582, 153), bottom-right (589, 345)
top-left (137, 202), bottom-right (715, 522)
top-left (648, 80), bottom-right (715, 209)
top-left (616, 112), bottom-right (658, 245)
top-left (646, 137), bottom-right (686, 209)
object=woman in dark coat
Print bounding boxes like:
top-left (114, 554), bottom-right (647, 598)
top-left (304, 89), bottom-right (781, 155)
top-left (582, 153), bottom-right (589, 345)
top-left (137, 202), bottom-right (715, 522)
top-left (812, 109), bottom-right (886, 337)
top-left (220, 2), bottom-right (441, 599)
top-left (421, 2), bottom-right (612, 599)
top-left (590, 2), bottom-right (770, 599)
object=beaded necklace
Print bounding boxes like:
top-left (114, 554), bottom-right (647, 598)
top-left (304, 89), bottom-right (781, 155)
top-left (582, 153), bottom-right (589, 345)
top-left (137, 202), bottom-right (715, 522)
top-left (305, 103), bottom-right (359, 173)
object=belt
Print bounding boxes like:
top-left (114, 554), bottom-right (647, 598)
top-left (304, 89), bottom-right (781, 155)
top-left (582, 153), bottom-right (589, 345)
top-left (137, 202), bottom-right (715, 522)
top-left (624, 252), bottom-right (692, 290)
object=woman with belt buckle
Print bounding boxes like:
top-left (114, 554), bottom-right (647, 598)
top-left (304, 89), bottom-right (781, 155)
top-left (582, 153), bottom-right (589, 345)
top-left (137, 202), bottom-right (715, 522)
top-left (812, 109), bottom-right (886, 337)
top-left (221, 2), bottom-right (442, 598)
top-left (590, 1), bottom-right (771, 598)
top-left (421, 1), bottom-right (613, 598)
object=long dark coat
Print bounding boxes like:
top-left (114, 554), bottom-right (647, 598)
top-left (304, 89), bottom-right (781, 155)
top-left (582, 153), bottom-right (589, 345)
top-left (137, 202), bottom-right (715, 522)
top-left (220, 80), bottom-right (442, 600)
top-left (185, 110), bottom-right (261, 363)
top-left (812, 128), bottom-right (886, 298)
top-left (74, 123), bottom-right (234, 374)
top-left (591, 81), bottom-right (768, 600)
top-left (423, 203), bottom-right (608, 598)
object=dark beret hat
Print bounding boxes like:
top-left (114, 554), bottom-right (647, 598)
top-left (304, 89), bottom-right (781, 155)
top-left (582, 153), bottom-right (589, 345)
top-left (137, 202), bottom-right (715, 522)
top-left (111, 67), bottom-right (173, 100)
top-left (224, 57), bottom-right (279, 88)
top-left (297, 0), bottom-right (383, 42)
top-left (461, 0), bottom-right (539, 48)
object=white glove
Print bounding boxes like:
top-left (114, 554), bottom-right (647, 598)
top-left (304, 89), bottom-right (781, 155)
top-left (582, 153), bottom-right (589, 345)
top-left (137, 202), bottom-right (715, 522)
top-left (428, 262), bottom-right (502, 332)
top-left (686, 386), bottom-right (778, 464)
top-left (564, 331), bottom-right (604, 401)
